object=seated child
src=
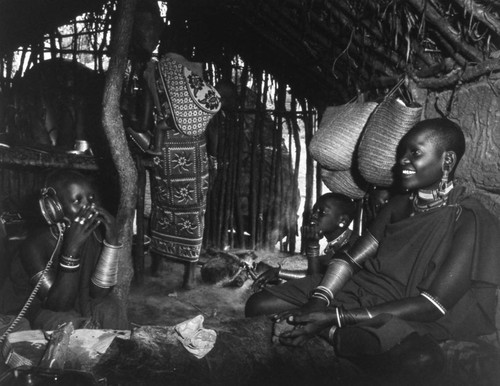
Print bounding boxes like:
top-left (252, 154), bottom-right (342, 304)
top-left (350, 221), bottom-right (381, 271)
top-left (0, 170), bottom-right (128, 331)
top-left (246, 192), bottom-right (356, 316)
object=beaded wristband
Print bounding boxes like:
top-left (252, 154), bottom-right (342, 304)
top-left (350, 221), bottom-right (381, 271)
top-left (421, 291), bottom-right (447, 315)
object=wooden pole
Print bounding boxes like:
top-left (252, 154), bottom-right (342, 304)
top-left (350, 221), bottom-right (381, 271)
top-left (101, 0), bottom-right (137, 320)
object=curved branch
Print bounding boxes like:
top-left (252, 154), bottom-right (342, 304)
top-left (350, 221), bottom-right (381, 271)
top-left (452, 0), bottom-right (500, 35)
top-left (412, 57), bottom-right (500, 88)
top-left (407, 0), bottom-right (484, 62)
top-left (101, 0), bottom-right (137, 307)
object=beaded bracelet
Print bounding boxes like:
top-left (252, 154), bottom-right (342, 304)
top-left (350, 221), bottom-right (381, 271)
top-left (421, 291), bottom-right (447, 315)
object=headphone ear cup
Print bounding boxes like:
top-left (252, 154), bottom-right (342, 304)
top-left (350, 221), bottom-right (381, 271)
top-left (39, 187), bottom-right (64, 225)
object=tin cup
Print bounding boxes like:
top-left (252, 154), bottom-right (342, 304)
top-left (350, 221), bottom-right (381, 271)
top-left (74, 140), bottom-right (93, 154)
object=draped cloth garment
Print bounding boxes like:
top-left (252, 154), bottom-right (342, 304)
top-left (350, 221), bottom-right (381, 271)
top-left (268, 187), bottom-right (500, 350)
top-left (149, 130), bottom-right (209, 262)
top-left (148, 55), bottom-right (220, 263)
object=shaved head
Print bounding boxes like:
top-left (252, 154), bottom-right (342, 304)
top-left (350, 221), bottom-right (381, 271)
top-left (409, 118), bottom-right (466, 162)
top-left (319, 192), bottom-right (356, 220)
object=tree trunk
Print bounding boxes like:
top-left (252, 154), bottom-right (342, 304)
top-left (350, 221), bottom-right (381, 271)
top-left (101, 0), bottom-right (138, 321)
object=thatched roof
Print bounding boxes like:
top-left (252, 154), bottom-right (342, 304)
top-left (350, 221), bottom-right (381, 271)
top-left (2, 0), bottom-right (500, 108)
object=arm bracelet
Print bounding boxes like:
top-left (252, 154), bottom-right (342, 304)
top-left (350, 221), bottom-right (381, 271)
top-left (316, 258), bottom-right (354, 299)
top-left (91, 242), bottom-right (122, 288)
top-left (345, 230), bottom-right (379, 267)
top-left (30, 269), bottom-right (55, 301)
top-left (278, 269), bottom-right (307, 281)
top-left (305, 243), bottom-right (320, 258)
top-left (59, 254), bottom-right (81, 271)
top-left (313, 230), bottom-right (379, 298)
top-left (336, 306), bottom-right (373, 327)
top-left (420, 292), bottom-right (447, 315)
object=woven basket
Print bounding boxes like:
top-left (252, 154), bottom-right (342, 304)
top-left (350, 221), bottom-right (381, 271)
top-left (358, 96), bottom-right (422, 187)
top-left (309, 101), bottom-right (378, 170)
top-left (321, 168), bottom-right (368, 200)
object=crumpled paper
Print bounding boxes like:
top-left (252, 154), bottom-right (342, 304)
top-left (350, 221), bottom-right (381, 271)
top-left (174, 315), bottom-right (216, 359)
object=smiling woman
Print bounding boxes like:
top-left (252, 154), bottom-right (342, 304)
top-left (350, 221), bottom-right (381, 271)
top-left (397, 119), bottom-right (465, 192)
top-left (245, 118), bottom-right (500, 381)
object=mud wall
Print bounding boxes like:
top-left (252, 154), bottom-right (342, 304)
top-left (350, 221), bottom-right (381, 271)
top-left (424, 76), bottom-right (500, 218)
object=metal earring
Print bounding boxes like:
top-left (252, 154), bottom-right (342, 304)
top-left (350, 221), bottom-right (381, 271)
top-left (339, 222), bottom-right (345, 228)
top-left (439, 161), bottom-right (450, 194)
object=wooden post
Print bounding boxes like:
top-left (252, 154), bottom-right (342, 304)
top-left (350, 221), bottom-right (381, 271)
top-left (101, 0), bottom-right (138, 321)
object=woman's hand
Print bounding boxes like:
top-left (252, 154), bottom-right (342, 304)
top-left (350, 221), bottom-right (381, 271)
top-left (273, 297), bottom-right (328, 323)
top-left (62, 204), bottom-right (102, 256)
top-left (276, 307), bottom-right (338, 347)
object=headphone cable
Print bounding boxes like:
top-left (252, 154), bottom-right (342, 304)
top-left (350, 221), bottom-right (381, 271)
top-left (0, 222), bottom-right (65, 346)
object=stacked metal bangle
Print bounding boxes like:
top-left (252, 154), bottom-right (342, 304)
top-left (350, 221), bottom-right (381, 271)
top-left (91, 240), bottom-right (122, 288)
top-left (310, 285), bottom-right (334, 306)
top-left (59, 255), bottom-right (81, 271)
top-left (306, 243), bottom-right (320, 258)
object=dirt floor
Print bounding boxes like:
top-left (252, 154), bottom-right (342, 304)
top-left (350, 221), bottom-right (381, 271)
top-left (126, 249), bottom-right (294, 329)
top-left (128, 261), bottom-right (248, 329)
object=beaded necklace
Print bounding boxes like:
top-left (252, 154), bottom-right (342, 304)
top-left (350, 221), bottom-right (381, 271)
top-left (412, 181), bottom-right (454, 214)
top-left (324, 227), bottom-right (352, 254)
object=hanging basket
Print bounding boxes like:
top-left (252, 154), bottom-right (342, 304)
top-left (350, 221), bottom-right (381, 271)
top-left (321, 168), bottom-right (368, 200)
top-left (309, 101), bottom-right (378, 171)
top-left (358, 96), bottom-right (422, 187)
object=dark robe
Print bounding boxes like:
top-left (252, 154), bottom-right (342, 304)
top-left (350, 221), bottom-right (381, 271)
top-left (267, 186), bottom-right (500, 350)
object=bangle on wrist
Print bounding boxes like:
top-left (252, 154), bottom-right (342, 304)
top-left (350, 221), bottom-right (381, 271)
top-left (60, 262), bottom-right (81, 271)
top-left (103, 240), bottom-right (123, 249)
top-left (328, 326), bottom-right (337, 344)
top-left (335, 307), bottom-right (342, 328)
top-left (306, 244), bottom-right (320, 258)
top-left (310, 286), bottom-right (334, 307)
top-left (92, 241), bottom-right (120, 288)
top-left (59, 254), bottom-right (81, 270)
top-left (310, 292), bottom-right (330, 306)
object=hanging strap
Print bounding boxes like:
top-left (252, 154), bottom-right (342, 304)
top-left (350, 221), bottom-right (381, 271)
top-left (143, 61), bottom-right (169, 132)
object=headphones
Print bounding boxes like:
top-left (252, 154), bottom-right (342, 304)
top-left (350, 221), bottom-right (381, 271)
top-left (39, 186), bottom-right (65, 225)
